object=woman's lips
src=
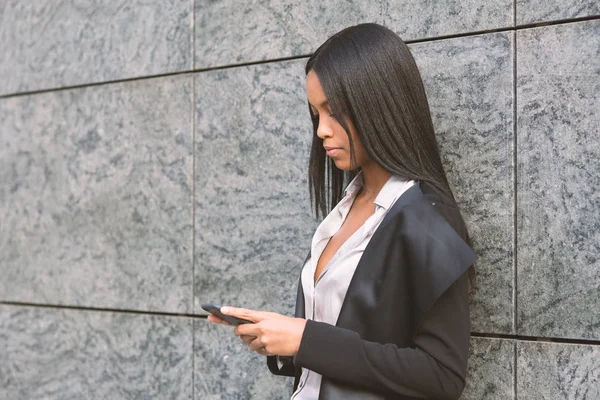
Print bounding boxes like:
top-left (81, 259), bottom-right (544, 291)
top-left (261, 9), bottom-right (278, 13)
top-left (325, 147), bottom-right (341, 157)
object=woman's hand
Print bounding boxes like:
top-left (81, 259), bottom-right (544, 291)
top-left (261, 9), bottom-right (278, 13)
top-left (213, 306), bottom-right (306, 357)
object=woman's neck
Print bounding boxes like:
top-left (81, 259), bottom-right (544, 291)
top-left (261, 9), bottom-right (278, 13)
top-left (358, 162), bottom-right (391, 201)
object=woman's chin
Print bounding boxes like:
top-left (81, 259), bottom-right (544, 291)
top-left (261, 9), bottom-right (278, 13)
top-left (332, 159), bottom-right (352, 171)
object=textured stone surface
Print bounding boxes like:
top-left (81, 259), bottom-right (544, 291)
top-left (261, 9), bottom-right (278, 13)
top-left (0, 75), bottom-right (193, 313)
top-left (516, 21), bottom-right (600, 339)
top-left (410, 33), bottom-right (515, 333)
top-left (193, 59), bottom-right (317, 315)
top-left (194, 318), bottom-right (293, 399)
top-left (461, 338), bottom-right (515, 399)
top-left (0, 305), bottom-right (193, 400)
top-left (517, 0), bottom-right (600, 24)
top-left (194, 0), bottom-right (512, 68)
top-left (517, 341), bottom-right (600, 399)
top-left (0, 0), bottom-right (192, 96)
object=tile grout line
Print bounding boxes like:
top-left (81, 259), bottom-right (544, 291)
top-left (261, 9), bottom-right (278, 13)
top-left (512, 20), bottom-right (519, 399)
top-left (0, 300), bottom-right (210, 319)
top-left (191, 0), bottom-right (195, 72)
top-left (191, 0), bottom-right (196, 398)
top-left (513, 340), bottom-right (518, 400)
top-left (3, 300), bottom-right (600, 345)
top-left (405, 14), bottom-right (600, 44)
top-left (470, 331), bottom-right (600, 346)
top-left (1, 15), bottom-right (599, 100)
top-left (0, 54), bottom-right (313, 99)
top-left (509, 10), bottom-right (518, 400)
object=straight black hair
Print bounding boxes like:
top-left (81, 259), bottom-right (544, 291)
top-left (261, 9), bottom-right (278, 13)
top-left (305, 22), bottom-right (474, 250)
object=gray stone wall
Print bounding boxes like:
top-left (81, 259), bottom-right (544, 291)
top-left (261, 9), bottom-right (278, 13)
top-left (0, 1), bottom-right (598, 399)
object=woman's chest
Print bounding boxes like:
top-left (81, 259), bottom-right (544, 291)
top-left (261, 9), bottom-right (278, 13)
top-left (314, 199), bottom-right (376, 282)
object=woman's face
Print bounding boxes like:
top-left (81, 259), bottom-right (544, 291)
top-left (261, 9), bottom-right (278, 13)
top-left (305, 70), bottom-right (370, 171)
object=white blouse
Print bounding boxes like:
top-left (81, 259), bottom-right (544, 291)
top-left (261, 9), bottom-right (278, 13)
top-left (291, 172), bottom-right (415, 399)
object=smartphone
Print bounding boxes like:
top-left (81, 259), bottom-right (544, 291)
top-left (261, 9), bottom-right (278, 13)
top-left (201, 303), bottom-right (253, 326)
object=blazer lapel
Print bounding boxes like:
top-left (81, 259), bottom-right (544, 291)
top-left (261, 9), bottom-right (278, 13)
top-left (293, 183), bottom-right (425, 327)
top-left (293, 250), bottom-right (311, 318)
top-left (334, 183), bottom-right (424, 332)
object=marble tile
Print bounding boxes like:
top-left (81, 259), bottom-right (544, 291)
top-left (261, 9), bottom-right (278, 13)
top-left (0, 305), bottom-right (193, 400)
top-left (517, 0), bottom-right (600, 24)
top-left (0, 0), bottom-right (192, 96)
top-left (194, 318), bottom-right (293, 399)
top-left (410, 33), bottom-right (515, 333)
top-left (193, 59), bottom-right (317, 315)
top-left (0, 75), bottom-right (193, 313)
top-left (516, 21), bottom-right (600, 339)
top-left (194, 0), bottom-right (512, 68)
top-left (517, 341), bottom-right (600, 399)
top-left (461, 338), bottom-right (515, 399)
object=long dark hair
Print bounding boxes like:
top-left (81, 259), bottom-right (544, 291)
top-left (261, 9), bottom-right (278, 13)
top-left (305, 23), bottom-right (475, 255)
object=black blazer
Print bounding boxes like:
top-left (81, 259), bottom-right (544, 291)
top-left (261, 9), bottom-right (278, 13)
top-left (267, 181), bottom-right (477, 400)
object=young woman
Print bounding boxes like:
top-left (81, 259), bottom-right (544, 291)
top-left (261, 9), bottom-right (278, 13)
top-left (207, 23), bottom-right (477, 400)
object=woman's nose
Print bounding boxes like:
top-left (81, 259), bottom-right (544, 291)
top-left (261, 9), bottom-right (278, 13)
top-left (316, 121), bottom-right (333, 139)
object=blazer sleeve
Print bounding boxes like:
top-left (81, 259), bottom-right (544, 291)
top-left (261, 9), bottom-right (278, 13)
top-left (293, 270), bottom-right (471, 399)
top-left (266, 355), bottom-right (296, 377)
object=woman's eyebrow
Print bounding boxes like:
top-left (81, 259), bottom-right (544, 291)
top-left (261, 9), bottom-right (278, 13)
top-left (308, 100), bottom-right (329, 108)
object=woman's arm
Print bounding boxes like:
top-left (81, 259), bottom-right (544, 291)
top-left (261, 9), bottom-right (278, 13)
top-left (294, 271), bottom-right (471, 400)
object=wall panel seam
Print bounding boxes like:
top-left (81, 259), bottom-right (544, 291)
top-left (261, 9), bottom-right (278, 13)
top-left (191, 3), bottom-right (197, 396)
top-left (512, 32), bottom-right (519, 334)
top-left (2, 15), bottom-right (600, 99)
top-left (191, 0), bottom-right (197, 391)
top-left (513, 340), bottom-right (518, 399)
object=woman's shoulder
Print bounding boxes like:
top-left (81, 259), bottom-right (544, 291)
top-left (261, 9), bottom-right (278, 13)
top-left (382, 181), bottom-right (470, 245)
top-left (378, 181), bottom-right (477, 294)
top-left (419, 182), bottom-right (470, 242)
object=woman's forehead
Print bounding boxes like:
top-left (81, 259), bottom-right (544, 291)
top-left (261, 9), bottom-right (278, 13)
top-left (306, 71), bottom-right (327, 106)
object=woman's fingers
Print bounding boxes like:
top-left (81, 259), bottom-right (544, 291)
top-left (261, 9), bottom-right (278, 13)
top-left (221, 306), bottom-right (266, 323)
top-left (240, 334), bottom-right (256, 344)
top-left (258, 347), bottom-right (273, 356)
top-left (248, 336), bottom-right (265, 352)
top-left (212, 307), bottom-right (297, 357)
top-left (206, 314), bottom-right (233, 326)
top-left (242, 335), bottom-right (271, 356)
top-left (234, 322), bottom-right (260, 337)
